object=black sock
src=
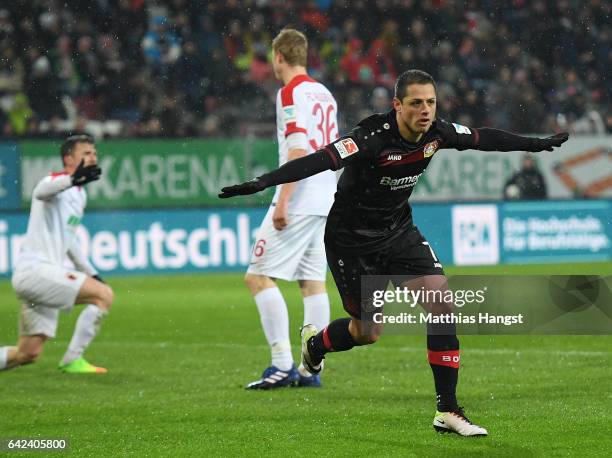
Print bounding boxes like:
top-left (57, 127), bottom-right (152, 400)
top-left (427, 332), bottom-right (460, 412)
top-left (309, 318), bottom-right (355, 360)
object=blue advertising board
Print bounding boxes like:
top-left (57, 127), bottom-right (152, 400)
top-left (447, 200), bottom-right (611, 265)
top-left (0, 201), bottom-right (610, 278)
top-left (500, 200), bottom-right (611, 264)
top-left (1, 208), bottom-right (266, 278)
top-left (0, 143), bottom-right (20, 209)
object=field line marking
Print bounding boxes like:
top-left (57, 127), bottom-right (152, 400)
top-left (90, 341), bottom-right (611, 357)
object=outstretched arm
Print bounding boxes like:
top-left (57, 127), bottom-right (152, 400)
top-left (439, 120), bottom-right (569, 152)
top-left (219, 149), bottom-right (336, 198)
top-left (220, 116), bottom-right (387, 199)
top-left (473, 129), bottom-right (568, 152)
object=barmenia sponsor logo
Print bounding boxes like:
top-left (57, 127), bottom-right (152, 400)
top-left (379, 173), bottom-right (423, 190)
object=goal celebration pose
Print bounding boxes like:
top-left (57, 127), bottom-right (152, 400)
top-left (220, 70), bottom-right (568, 435)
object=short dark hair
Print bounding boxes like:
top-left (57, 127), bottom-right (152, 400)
top-left (61, 134), bottom-right (94, 164)
top-left (394, 70), bottom-right (436, 101)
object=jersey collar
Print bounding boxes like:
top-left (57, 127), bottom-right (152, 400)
top-left (285, 74), bottom-right (316, 88)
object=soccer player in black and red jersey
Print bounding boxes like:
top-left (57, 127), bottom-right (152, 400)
top-left (220, 70), bottom-right (568, 436)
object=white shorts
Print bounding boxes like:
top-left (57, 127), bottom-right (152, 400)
top-left (12, 261), bottom-right (87, 338)
top-left (18, 302), bottom-right (60, 339)
top-left (247, 209), bottom-right (327, 281)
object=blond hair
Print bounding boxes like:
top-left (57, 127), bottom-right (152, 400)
top-left (272, 28), bottom-right (308, 67)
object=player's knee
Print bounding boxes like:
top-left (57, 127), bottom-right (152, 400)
top-left (244, 274), bottom-right (273, 295)
top-left (244, 273), bottom-right (257, 294)
top-left (357, 333), bottom-right (380, 345)
top-left (91, 285), bottom-right (113, 311)
top-left (299, 280), bottom-right (326, 297)
top-left (100, 285), bottom-right (114, 311)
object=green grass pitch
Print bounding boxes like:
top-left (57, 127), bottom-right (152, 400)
top-left (1, 263), bottom-right (611, 456)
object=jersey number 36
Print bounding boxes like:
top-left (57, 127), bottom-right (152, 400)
top-left (309, 103), bottom-right (337, 150)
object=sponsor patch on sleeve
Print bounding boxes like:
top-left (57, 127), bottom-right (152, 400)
top-left (283, 105), bottom-right (297, 123)
top-left (452, 123), bottom-right (471, 135)
top-left (333, 138), bottom-right (359, 159)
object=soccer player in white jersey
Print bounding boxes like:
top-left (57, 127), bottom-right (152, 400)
top-left (0, 135), bottom-right (113, 374)
top-left (244, 29), bottom-right (339, 389)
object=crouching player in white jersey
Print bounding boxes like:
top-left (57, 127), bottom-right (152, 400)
top-left (245, 29), bottom-right (339, 389)
top-left (0, 135), bottom-right (113, 374)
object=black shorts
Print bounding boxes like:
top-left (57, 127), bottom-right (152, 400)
top-left (326, 227), bottom-right (444, 319)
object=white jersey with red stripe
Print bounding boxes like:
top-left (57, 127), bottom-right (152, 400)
top-left (274, 74), bottom-right (338, 215)
top-left (15, 172), bottom-right (96, 275)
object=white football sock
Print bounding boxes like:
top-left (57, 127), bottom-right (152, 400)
top-left (299, 293), bottom-right (330, 377)
top-left (61, 305), bottom-right (107, 365)
top-left (0, 346), bottom-right (8, 370)
top-left (303, 293), bottom-right (330, 331)
top-left (254, 287), bottom-right (293, 371)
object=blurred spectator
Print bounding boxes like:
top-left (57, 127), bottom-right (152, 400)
top-left (24, 47), bottom-right (64, 120)
top-left (51, 35), bottom-right (78, 96)
top-left (0, 9), bottom-right (14, 42)
top-left (504, 154), bottom-right (548, 200)
top-left (194, 15), bottom-right (222, 60)
top-left (175, 41), bottom-right (206, 112)
top-left (0, 45), bottom-right (24, 92)
top-left (370, 86), bottom-right (390, 113)
top-left (0, 0), bottom-right (608, 139)
top-left (8, 93), bottom-right (33, 135)
top-left (75, 36), bottom-right (100, 95)
top-left (142, 16), bottom-right (181, 77)
top-left (248, 44), bottom-right (273, 84)
top-left (340, 38), bottom-right (376, 85)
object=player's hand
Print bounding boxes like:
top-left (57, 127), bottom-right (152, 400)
top-left (218, 178), bottom-right (266, 198)
top-left (93, 274), bottom-right (106, 284)
top-left (72, 159), bottom-right (102, 186)
top-left (272, 202), bottom-right (289, 230)
top-left (534, 132), bottom-right (569, 152)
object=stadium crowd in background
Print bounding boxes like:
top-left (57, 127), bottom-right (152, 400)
top-left (0, 0), bottom-right (609, 139)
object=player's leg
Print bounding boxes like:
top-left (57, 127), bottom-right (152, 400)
top-left (295, 220), bottom-right (331, 385)
top-left (298, 281), bottom-right (329, 338)
top-left (14, 335), bottom-right (47, 366)
top-left (297, 280), bottom-right (329, 385)
top-left (394, 229), bottom-right (486, 436)
top-left (1, 296), bottom-right (61, 370)
top-left (244, 272), bottom-right (294, 373)
top-left (0, 346), bottom-right (16, 370)
top-left (302, 315), bottom-right (384, 373)
top-left (296, 219), bottom-right (331, 333)
top-left (5, 262), bottom-right (66, 370)
top-left (401, 275), bottom-right (460, 408)
top-left (301, 246), bottom-right (385, 374)
top-left (243, 211), bottom-right (315, 389)
top-left (402, 274), bottom-right (486, 436)
top-left (0, 335), bottom-right (46, 370)
top-left (59, 276), bottom-right (113, 373)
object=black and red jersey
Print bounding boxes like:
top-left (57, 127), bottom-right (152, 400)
top-left (247, 108), bottom-right (550, 255)
top-left (323, 109), bottom-right (480, 254)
